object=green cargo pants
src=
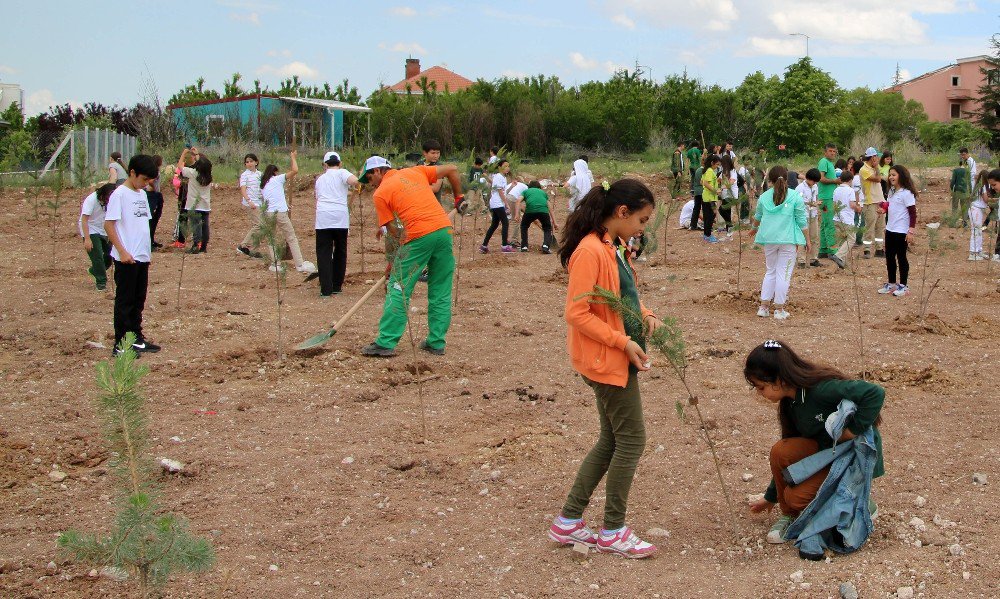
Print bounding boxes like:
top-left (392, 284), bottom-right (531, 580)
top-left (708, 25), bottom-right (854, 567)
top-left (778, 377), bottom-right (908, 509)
top-left (561, 372), bottom-right (646, 530)
top-left (86, 233), bottom-right (112, 287)
top-left (375, 227), bottom-right (455, 350)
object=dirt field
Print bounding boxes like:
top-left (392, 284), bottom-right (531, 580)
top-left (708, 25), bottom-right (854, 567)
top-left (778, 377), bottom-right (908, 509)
top-left (0, 168), bottom-right (997, 598)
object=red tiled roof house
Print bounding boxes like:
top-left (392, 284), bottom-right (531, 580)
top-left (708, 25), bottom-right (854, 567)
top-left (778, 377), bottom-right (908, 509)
top-left (387, 59), bottom-right (474, 95)
top-left (886, 55), bottom-right (993, 123)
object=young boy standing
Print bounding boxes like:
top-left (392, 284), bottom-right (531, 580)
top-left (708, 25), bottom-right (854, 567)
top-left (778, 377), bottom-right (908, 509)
top-left (104, 155), bottom-right (161, 356)
top-left (831, 170), bottom-right (862, 269)
top-left (671, 141), bottom-right (686, 196)
top-left (795, 169), bottom-right (822, 267)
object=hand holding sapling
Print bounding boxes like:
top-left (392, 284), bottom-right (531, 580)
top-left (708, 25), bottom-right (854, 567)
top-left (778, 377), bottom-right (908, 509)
top-left (625, 340), bottom-right (650, 371)
top-left (749, 496), bottom-right (775, 513)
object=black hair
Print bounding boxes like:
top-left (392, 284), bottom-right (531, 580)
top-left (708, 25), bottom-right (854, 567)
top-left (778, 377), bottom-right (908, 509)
top-left (677, 140), bottom-right (686, 147)
top-left (558, 178), bottom-right (655, 269)
top-left (245, 153), bottom-right (259, 164)
top-left (804, 168), bottom-right (822, 183)
top-left (725, 139), bottom-right (733, 146)
top-left (192, 156), bottom-right (213, 186)
top-left (988, 168), bottom-right (1000, 182)
top-left (824, 143), bottom-right (837, 151)
top-left (743, 340), bottom-right (856, 439)
top-left (422, 139), bottom-right (441, 152)
top-left (720, 153), bottom-right (735, 174)
top-left (691, 141), bottom-right (700, 149)
top-left (260, 164), bottom-right (280, 190)
top-left (496, 159), bottom-right (509, 169)
top-left (490, 146), bottom-right (499, 155)
top-left (880, 151), bottom-right (893, 167)
top-left (127, 154), bottom-right (158, 179)
top-left (959, 147), bottom-right (969, 154)
top-left (152, 155), bottom-right (163, 168)
top-left (706, 154), bottom-right (721, 167)
top-left (889, 164), bottom-right (918, 199)
top-left (578, 154), bottom-right (589, 162)
top-left (768, 165), bottom-right (788, 205)
top-left (474, 157), bottom-right (484, 166)
top-left (110, 151), bottom-right (124, 167)
top-left (834, 158), bottom-right (847, 170)
top-left (325, 154), bottom-right (342, 167)
top-left (846, 156), bottom-right (856, 165)
top-left (528, 180), bottom-right (541, 189)
top-left (851, 159), bottom-right (864, 176)
top-left (95, 183), bottom-right (116, 207)
top-left (840, 170), bottom-right (854, 183)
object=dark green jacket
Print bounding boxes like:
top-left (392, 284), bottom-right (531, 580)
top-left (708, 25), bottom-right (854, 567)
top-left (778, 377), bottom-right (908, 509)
top-left (950, 167), bottom-right (969, 193)
top-left (671, 150), bottom-right (684, 173)
top-left (764, 379), bottom-right (885, 503)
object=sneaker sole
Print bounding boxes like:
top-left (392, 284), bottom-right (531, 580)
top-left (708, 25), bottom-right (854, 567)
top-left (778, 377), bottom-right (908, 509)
top-left (547, 531), bottom-right (597, 548)
top-left (595, 545), bottom-right (657, 559)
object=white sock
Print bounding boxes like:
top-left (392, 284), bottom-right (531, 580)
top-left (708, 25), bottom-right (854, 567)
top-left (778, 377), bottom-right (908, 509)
top-left (557, 515), bottom-right (581, 526)
top-left (600, 526), bottom-right (624, 537)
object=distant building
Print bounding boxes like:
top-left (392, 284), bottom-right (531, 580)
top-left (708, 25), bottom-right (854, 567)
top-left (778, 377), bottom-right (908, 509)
top-left (386, 58), bottom-right (474, 95)
top-left (0, 82), bottom-right (24, 126)
top-left (887, 55), bottom-right (993, 123)
top-left (167, 94), bottom-right (371, 148)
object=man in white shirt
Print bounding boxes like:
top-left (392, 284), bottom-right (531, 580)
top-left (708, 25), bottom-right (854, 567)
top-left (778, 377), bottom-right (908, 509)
top-left (104, 155), bottom-right (161, 356)
top-left (960, 147), bottom-right (977, 186)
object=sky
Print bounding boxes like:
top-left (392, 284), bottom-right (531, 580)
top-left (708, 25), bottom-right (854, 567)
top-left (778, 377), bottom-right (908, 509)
top-left (1, 0), bottom-right (998, 116)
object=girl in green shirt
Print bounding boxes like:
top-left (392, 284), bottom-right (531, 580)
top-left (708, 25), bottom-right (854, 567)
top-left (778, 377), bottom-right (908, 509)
top-left (743, 339), bottom-right (885, 547)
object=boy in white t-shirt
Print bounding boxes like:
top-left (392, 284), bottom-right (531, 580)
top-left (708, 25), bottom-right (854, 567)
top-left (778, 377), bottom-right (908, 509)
top-left (795, 168), bottom-right (822, 267)
top-left (831, 171), bottom-right (862, 269)
top-left (79, 183), bottom-right (117, 290)
top-left (314, 151), bottom-right (359, 296)
top-left (104, 155), bottom-right (161, 356)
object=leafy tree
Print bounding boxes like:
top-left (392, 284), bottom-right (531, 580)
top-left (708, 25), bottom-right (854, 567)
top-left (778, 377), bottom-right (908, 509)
top-left (222, 72), bottom-right (246, 98)
top-left (167, 77), bottom-right (221, 106)
top-left (971, 33), bottom-right (1000, 147)
top-left (759, 58), bottom-right (839, 153)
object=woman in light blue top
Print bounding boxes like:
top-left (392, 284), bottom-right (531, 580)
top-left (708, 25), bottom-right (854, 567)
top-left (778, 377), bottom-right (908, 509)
top-left (749, 165), bottom-right (809, 320)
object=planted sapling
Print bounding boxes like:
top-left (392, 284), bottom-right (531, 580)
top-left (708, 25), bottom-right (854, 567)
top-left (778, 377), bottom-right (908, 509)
top-left (252, 200), bottom-right (287, 360)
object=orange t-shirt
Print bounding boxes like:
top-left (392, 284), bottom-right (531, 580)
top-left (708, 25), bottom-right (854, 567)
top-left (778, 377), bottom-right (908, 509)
top-left (373, 166), bottom-right (452, 242)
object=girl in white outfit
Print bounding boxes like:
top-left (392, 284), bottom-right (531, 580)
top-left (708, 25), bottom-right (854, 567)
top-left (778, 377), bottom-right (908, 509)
top-left (968, 172), bottom-right (991, 260)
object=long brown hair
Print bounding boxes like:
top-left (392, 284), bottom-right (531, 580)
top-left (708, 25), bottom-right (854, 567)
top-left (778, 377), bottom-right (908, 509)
top-left (558, 179), bottom-right (655, 269)
top-left (889, 164), bottom-right (918, 199)
top-left (768, 165), bottom-right (788, 205)
top-left (744, 339), bottom-right (852, 438)
top-left (110, 151), bottom-right (125, 168)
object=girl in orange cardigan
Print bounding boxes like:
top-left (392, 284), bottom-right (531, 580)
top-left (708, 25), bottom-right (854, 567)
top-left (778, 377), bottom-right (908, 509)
top-left (548, 179), bottom-right (663, 559)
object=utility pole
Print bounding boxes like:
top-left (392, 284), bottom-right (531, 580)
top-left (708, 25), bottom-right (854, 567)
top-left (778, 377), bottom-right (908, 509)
top-left (788, 33), bottom-right (810, 58)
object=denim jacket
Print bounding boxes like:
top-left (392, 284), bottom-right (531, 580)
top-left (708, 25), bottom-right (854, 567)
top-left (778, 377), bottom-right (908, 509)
top-left (783, 399), bottom-right (877, 558)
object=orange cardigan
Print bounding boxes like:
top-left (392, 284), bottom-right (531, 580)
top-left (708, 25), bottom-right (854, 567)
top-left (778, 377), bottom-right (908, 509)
top-left (565, 232), bottom-right (655, 387)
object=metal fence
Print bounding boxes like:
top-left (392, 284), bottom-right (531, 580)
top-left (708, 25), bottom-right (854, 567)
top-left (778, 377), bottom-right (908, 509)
top-left (65, 127), bottom-right (138, 185)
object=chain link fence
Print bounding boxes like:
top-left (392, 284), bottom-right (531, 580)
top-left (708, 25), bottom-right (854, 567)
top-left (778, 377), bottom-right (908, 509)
top-left (0, 127), bottom-right (137, 187)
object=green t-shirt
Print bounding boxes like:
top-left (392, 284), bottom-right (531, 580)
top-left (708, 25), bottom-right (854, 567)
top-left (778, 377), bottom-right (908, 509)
top-left (614, 241), bottom-right (644, 373)
top-left (468, 166), bottom-right (484, 183)
top-left (521, 188), bottom-right (549, 214)
top-left (817, 157), bottom-right (837, 200)
top-left (701, 168), bottom-right (719, 203)
top-left (692, 167), bottom-right (705, 194)
top-left (686, 147), bottom-right (702, 168)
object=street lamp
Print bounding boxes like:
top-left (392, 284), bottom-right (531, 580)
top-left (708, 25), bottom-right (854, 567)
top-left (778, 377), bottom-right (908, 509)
top-left (788, 33), bottom-right (810, 58)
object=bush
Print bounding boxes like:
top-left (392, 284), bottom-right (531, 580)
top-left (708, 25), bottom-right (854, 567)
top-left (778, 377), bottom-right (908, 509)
top-left (917, 120), bottom-right (993, 152)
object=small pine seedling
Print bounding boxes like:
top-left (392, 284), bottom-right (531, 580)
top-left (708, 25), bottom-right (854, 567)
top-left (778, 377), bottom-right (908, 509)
top-left (252, 201), bottom-right (287, 360)
top-left (58, 333), bottom-right (214, 595)
top-left (45, 170), bottom-right (68, 268)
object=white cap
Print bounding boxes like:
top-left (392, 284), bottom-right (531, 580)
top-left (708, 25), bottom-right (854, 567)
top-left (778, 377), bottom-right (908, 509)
top-left (864, 147), bottom-right (878, 158)
top-left (360, 155), bottom-right (392, 183)
top-left (323, 151), bottom-right (340, 164)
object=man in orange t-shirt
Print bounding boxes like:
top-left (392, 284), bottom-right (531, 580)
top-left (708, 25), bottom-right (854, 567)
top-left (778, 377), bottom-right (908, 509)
top-left (360, 156), bottom-right (465, 357)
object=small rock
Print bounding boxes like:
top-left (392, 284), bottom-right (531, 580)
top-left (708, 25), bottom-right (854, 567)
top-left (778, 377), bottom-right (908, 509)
top-left (948, 543), bottom-right (964, 556)
top-left (789, 570), bottom-right (804, 583)
top-left (488, 470), bottom-right (501, 480)
top-left (962, 571), bottom-right (970, 580)
top-left (647, 527), bottom-right (671, 537)
top-left (799, 582), bottom-right (811, 590)
top-left (100, 566), bottom-right (128, 582)
top-left (839, 581), bottom-right (859, 599)
top-left (896, 586), bottom-right (914, 599)
top-left (478, 488), bottom-right (489, 496)
top-left (909, 517), bottom-right (926, 532)
top-left (48, 470), bottom-right (67, 483)
top-left (159, 458), bottom-right (184, 473)
top-left (46, 561), bottom-right (57, 573)
top-left (913, 495), bottom-right (926, 508)
top-left (572, 542), bottom-right (589, 556)
top-left (269, 564), bottom-right (279, 572)
top-left (972, 473), bottom-right (987, 485)
top-left (654, 444), bottom-right (664, 453)
top-left (87, 569), bottom-right (98, 578)
top-left (85, 341), bottom-right (107, 349)
top-left (341, 456), bottom-right (354, 465)
top-left (741, 473), bottom-right (754, 482)
top-left (588, 583), bottom-right (599, 590)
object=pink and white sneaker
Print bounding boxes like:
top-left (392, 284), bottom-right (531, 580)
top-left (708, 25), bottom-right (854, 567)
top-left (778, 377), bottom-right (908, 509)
top-left (596, 526), bottom-right (657, 559)
top-left (547, 518), bottom-right (598, 548)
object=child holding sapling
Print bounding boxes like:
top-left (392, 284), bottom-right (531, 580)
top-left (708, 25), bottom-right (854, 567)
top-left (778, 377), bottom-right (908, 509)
top-left (548, 178), bottom-right (662, 559)
top-left (831, 170), bottom-right (862, 269)
top-left (518, 181), bottom-right (554, 253)
top-left (749, 166), bottom-right (809, 320)
top-left (79, 183), bottom-right (117, 290)
top-left (745, 339), bottom-right (884, 560)
top-left (506, 178), bottom-right (528, 224)
top-left (177, 147), bottom-right (212, 254)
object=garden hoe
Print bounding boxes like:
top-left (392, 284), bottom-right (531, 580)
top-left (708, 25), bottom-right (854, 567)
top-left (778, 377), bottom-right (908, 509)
top-left (295, 275), bottom-right (387, 350)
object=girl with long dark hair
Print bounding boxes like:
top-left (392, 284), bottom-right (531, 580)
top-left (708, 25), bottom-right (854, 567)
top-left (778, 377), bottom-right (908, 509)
top-left (177, 147), bottom-right (213, 253)
top-left (481, 159), bottom-right (515, 253)
top-left (878, 164), bottom-right (917, 297)
top-left (259, 150), bottom-right (315, 273)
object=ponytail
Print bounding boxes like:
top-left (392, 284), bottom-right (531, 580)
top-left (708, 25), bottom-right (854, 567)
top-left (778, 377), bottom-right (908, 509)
top-left (768, 165), bottom-right (788, 206)
top-left (110, 151), bottom-right (124, 168)
top-left (260, 165), bottom-right (279, 190)
top-left (558, 178), bottom-right (655, 269)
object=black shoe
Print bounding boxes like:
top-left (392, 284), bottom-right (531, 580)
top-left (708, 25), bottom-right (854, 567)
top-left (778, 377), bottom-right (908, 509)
top-left (830, 255), bottom-right (845, 269)
top-left (132, 339), bottom-right (161, 353)
top-left (541, 245), bottom-right (552, 254)
top-left (874, 249), bottom-right (885, 258)
top-left (237, 245), bottom-right (252, 257)
top-left (418, 269), bottom-right (429, 283)
top-left (809, 259), bottom-right (821, 267)
top-left (361, 343), bottom-right (396, 357)
top-left (419, 340), bottom-right (445, 356)
top-left (798, 550), bottom-right (824, 561)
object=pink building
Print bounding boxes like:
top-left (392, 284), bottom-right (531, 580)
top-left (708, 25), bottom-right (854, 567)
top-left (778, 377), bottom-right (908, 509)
top-left (887, 55), bottom-right (992, 122)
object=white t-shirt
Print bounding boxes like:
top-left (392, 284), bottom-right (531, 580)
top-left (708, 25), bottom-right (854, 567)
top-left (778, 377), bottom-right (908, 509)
top-left (852, 174), bottom-right (865, 205)
top-left (966, 157), bottom-right (977, 182)
top-left (79, 192), bottom-right (106, 236)
top-left (567, 175), bottom-right (582, 212)
top-left (240, 169), bottom-right (262, 207)
top-left (795, 181), bottom-right (819, 218)
top-left (507, 182), bottom-right (528, 201)
top-left (832, 184), bottom-right (856, 225)
top-left (488, 155), bottom-right (498, 165)
top-left (315, 168), bottom-right (356, 230)
top-left (181, 166), bottom-right (211, 212)
top-left (261, 174), bottom-right (289, 213)
top-left (972, 183), bottom-right (989, 210)
top-left (489, 173), bottom-right (507, 209)
top-left (679, 199), bottom-right (695, 227)
top-left (886, 188), bottom-right (916, 234)
top-left (105, 185), bottom-right (151, 263)
top-left (720, 169), bottom-right (738, 199)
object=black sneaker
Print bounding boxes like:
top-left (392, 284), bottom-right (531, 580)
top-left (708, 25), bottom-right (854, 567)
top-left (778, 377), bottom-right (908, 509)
top-left (132, 339), bottom-right (161, 353)
top-left (418, 269), bottom-right (429, 283)
top-left (874, 249), bottom-right (885, 258)
top-left (520, 246), bottom-right (529, 252)
top-left (361, 343), bottom-right (396, 357)
top-left (419, 340), bottom-right (445, 355)
top-left (541, 245), bottom-right (552, 255)
top-left (809, 259), bottom-right (821, 267)
top-left (830, 255), bottom-right (845, 269)
top-left (112, 347), bottom-right (139, 358)
top-left (237, 245), bottom-right (251, 257)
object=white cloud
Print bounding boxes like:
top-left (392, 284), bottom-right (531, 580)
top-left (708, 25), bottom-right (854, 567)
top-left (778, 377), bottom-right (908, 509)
top-left (679, 50), bottom-right (705, 67)
top-left (904, 0), bottom-right (977, 13)
top-left (769, 5), bottom-right (927, 45)
top-left (0, 65), bottom-right (16, 75)
top-left (607, 0), bottom-right (739, 32)
top-left (612, 14), bottom-right (636, 29)
top-left (378, 42), bottom-right (427, 54)
top-left (738, 36), bottom-right (808, 57)
top-left (390, 6), bottom-right (417, 17)
top-left (897, 68), bottom-right (912, 81)
top-left (25, 89), bottom-right (81, 116)
top-left (501, 69), bottom-right (529, 78)
top-left (570, 52), bottom-right (598, 70)
top-left (256, 61), bottom-right (320, 80)
top-left (266, 49), bottom-right (292, 57)
top-left (216, 0), bottom-right (276, 11)
top-left (229, 11), bottom-right (260, 25)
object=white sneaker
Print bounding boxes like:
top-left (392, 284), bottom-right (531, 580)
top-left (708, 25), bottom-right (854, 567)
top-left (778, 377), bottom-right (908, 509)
top-left (892, 284), bottom-right (909, 297)
top-left (268, 263), bottom-right (285, 273)
top-left (969, 253), bottom-right (984, 261)
top-left (595, 526), bottom-right (657, 559)
top-left (756, 306), bottom-right (770, 318)
top-left (773, 308), bottom-right (790, 320)
top-left (877, 283), bottom-right (896, 295)
top-left (767, 515), bottom-right (794, 544)
top-left (297, 260), bottom-right (317, 274)
top-left (993, 254), bottom-right (1000, 263)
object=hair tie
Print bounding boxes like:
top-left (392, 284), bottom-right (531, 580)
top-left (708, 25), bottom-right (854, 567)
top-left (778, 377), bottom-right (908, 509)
top-left (602, 180), bottom-right (611, 191)
top-left (763, 340), bottom-right (782, 350)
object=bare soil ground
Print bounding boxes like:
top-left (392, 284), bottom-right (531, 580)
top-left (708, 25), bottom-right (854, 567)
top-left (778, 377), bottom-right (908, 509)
top-left (0, 169), bottom-right (997, 598)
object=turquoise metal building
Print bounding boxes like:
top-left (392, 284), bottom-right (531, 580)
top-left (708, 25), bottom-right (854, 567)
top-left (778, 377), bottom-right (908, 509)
top-left (168, 94), bottom-right (371, 148)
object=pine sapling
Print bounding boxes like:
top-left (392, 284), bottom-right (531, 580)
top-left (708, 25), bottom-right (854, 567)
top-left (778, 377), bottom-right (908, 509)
top-left (58, 333), bottom-right (215, 596)
top-left (387, 238), bottom-right (428, 442)
top-left (578, 286), bottom-right (739, 541)
top-left (918, 223), bottom-right (944, 320)
top-left (174, 217), bottom-right (191, 311)
top-left (45, 170), bottom-right (67, 268)
top-left (253, 201), bottom-right (287, 360)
